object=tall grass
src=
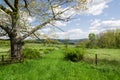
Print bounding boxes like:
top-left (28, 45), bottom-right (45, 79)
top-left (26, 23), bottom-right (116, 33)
top-left (0, 43), bottom-right (120, 80)
top-left (0, 49), bottom-right (120, 80)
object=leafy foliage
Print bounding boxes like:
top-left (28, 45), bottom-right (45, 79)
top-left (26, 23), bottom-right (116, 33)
top-left (64, 47), bottom-right (86, 62)
top-left (86, 29), bottom-right (120, 48)
top-left (23, 48), bottom-right (42, 59)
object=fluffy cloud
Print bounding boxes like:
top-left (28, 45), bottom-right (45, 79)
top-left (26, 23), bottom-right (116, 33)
top-left (45, 21), bottom-right (67, 28)
top-left (89, 19), bottom-right (120, 33)
top-left (59, 0), bottom-right (111, 16)
top-left (55, 29), bottom-right (87, 39)
top-left (60, 0), bottom-right (111, 16)
top-left (86, 0), bottom-right (111, 15)
top-left (27, 17), bottom-right (36, 23)
top-left (36, 28), bottom-right (87, 39)
top-left (76, 23), bottom-right (81, 26)
top-left (52, 21), bottom-right (67, 27)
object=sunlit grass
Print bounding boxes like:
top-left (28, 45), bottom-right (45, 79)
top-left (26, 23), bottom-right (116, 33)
top-left (86, 49), bottom-right (120, 61)
top-left (0, 43), bottom-right (120, 80)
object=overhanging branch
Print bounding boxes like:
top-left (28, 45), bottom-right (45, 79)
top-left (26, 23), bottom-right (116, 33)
top-left (23, 0), bottom-right (31, 15)
top-left (33, 32), bottom-right (41, 40)
top-left (19, 5), bottom-right (75, 41)
top-left (0, 25), bottom-right (10, 34)
top-left (48, 0), bottom-right (55, 18)
top-left (14, 0), bottom-right (19, 10)
top-left (0, 5), bottom-right (12, 14)
top-left (4, 0), bottom-right (15, 11)
top-left (49, 23), bottom-right (64, 32)
top-left (19, 19), bottom-right (53, 41)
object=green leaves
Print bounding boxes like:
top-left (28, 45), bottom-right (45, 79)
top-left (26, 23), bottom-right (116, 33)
top-left (23, 48), bottom-right (42, 59)
top-left (64, 47), bottom-right (86, 62)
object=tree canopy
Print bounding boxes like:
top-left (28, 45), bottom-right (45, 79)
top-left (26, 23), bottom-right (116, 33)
top-left (0, 0), bottom-right (88, 59)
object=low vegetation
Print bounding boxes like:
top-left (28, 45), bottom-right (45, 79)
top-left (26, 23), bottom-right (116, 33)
top-left (23, 48), bottom-right (43, 59)
top-left (64, 47), bottom-right (86, 62)
top-left (85, 29), bottom-right (120, 48)
top-left (0, 41), bottom-right (120, 80)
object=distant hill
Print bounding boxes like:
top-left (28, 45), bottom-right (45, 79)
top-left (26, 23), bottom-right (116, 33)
top-left (0, 38), bottom-right (88, 44)
top-left (35, 38), bottom-right (88, 44)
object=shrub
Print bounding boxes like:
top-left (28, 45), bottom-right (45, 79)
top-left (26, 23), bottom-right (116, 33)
top-left (64, 47), bottom-right (86, 62)
top-left (23, 48), bottom-right (42, 59)
top-left (43, 48), bottom-right (57, 54)
top-left (43, 49), bottom-right (50, 54)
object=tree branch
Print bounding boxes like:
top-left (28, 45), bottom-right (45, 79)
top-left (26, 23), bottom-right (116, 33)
top-left (17, 3), bottom-right (76, 41)
top-left (4, 0), bottom-right (15, 11)
top-left (14, 0), bottom-right (19, 10)
top-left (19, 6), bottom-right (73, 41)
top-left (19, 19), bottom-right (53, 41)
top-left (48, 0), bottom-right (55, 18)
top-left (0, 25), bottom-right (10, 34)
top-left (23, 0), bottom-right (31, 15)
top-left (33, 32), bottom-right (41, 40)
top-left (49, 23), bottom-right (64, 32)
top-left (0, 5), bottom-right (12, 14)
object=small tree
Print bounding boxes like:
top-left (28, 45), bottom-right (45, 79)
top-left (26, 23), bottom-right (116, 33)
top-left (87, 33), bottom-right (97, 48)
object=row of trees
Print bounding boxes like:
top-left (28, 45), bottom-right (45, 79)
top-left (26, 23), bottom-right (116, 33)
top-left (87, 29), bottom-right (120, 48)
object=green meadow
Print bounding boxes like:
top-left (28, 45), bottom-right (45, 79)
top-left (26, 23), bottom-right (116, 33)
top-left (0, 43), bottom-right (120, 80)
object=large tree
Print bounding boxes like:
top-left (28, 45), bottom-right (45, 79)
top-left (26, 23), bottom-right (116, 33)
top-left (0, 0), bottom-right (87, 60)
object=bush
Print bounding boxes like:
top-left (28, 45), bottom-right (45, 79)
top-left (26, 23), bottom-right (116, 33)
top-left (64, 48), bottom-right (86, 62)
top-left (43, 47), bottom-right (57, 54)
top-left (43, 49), bottom-right (50, 54)
top-left (23, 48), bottom-right (42, 59)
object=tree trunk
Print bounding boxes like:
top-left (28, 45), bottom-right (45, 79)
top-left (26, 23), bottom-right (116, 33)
top-left (10, 38), bottom-right (23, 61)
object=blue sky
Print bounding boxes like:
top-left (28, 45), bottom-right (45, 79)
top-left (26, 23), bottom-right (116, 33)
top-left (1, 0), bottom-right (120, 39)
top-left (49, 0), bottom-right (120, 39)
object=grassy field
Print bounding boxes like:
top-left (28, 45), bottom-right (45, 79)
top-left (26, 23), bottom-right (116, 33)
top-left (0, 43), bottom-right (120, 80)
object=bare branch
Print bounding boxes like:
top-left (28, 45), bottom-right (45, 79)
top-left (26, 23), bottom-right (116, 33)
top-left (23, 0), bottom-right (31, 15)
top-left (19, 6), bottom-right (74, 41)
top-left (33, 32), bottom-right (41, 40)
top-left (48, 0), bottom-right (55, 18)
top-left (4, 0), bottom-right (15, 11)
top-left (14, 0), bottom-right (19, 10)
top-left (49, 23), bottom-right (64, 32)
top-left (0, 25), bottom-right (10, 34)
top-left (19, 18), bottom-right (53, 41)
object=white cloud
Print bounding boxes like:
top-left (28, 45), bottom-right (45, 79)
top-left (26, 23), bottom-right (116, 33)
top-left (55, 29), bottom-right (87, 39)
top-left (53, 21), bottom-right (67, 27)
top-left (45, 21), bottom-right (67, 28)
top-left (27, 17), bottom-right (35, 23)
top-left (86, 0), bottom-right (111, 15)
top-left (59, 0), bottom-right (111, 16)
top-left (76, 23), bottom-right (80, 26)
top-left (89, 19), bottom-right (120, 33)
top-left (41, 28), bottom-right (51, 32)
top-left (57, 0), bottom-right (112, 16)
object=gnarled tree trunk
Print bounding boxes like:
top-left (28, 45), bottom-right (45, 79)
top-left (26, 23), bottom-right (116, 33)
top-left (10, 37), bottom-right (23, 62)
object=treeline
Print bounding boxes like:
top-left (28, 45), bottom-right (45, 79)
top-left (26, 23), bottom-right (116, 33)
top-left (85, 29), bottom-right (120, 48)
